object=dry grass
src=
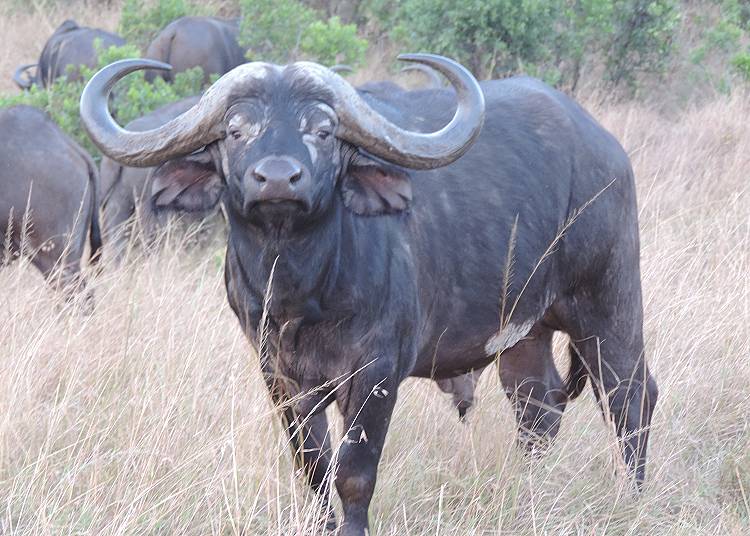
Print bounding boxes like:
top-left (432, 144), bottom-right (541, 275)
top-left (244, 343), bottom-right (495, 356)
top-left (2, 2), bottom-right (750, 535)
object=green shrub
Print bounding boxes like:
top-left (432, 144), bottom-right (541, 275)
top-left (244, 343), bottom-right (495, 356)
top-left (239, 0), bottom-right (367, 66)
top-left (239, 0), bottom-right (316, 63)
top-left (388, 0), bottom-right (679, 91)
top-left (604, 0), bottom-right (680, 88)
top-left (119, 0), bottom-right (210, 49)
top-left (393, 0), bottom-right (559, 78)
top-left (688, 0), bottom-right (750, 90)
top-left (0, 42), bottom-right (205, 159)
top-left (301, 16), bottom-right (368, 66)
top-left (551, 0), bottom-right (615, 90)
top-left (731, 52), bottom-right (750, 81)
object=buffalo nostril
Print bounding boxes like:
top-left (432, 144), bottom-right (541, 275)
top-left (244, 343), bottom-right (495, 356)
top-left (251, 157), bottom-right (304, 186)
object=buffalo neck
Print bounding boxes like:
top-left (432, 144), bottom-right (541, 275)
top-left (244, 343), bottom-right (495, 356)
top-left (225, 198), bottom-right (402, 329)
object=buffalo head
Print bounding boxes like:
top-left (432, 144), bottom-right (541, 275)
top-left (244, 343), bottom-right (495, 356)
top-left (80, 55), bottom-right (484, 230)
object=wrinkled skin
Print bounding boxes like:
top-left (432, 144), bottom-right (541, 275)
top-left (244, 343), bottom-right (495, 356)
top-left (99, 96), bottom-right (225, 261)
top-left (358, 76), bottom-right (486, 419)
top-left (144, 17), bottom-right (245, 84)
top-left (13, 20), bottom-right (124, 89)
top-left (86, 66), bottom-right (657, 535)
top-left (0, 106), bottom-right (101, 304)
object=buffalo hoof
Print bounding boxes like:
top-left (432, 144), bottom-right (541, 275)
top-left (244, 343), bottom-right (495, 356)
top-left (457, 401), bottom-right (472, 422)
top-left (323, 512), bottom-right (338, 533)
top-left (517, 429), bottom-right (556, 458)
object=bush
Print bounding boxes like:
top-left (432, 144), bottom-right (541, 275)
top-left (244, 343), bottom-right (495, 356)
top-left (689, 0), bottom-right (750, 89)
top-left (301, 16), bottom-right (368, 66)
top-left (239, 0), bottom-right (316, 63)
top-left (604, 0), bottom-right (680, 88)
top-left (389, 0), bottom-right (679, 91)
top-left (0, 42), bottom-right (205, 158)
top-left (119, 0), bottom-right (210, 49)
top-left (393, 0), bottom-right (559, 78)
top-left (731, 52), bottom-right (750, 80)
top-left (238, 0), bottom-right (367, 66)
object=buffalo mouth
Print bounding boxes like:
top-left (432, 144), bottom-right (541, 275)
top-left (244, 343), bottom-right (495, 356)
top-left (245, 198), bottom-right (311, 218)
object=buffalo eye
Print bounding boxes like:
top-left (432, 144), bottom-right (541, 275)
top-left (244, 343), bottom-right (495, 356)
top-left (229, 128), bottom-right (242, 141)
top-left (316, 129), bottom-right (331, 141)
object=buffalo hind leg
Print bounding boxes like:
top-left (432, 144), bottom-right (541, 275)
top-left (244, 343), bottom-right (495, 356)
top-left (498, 323), bottom-right (567, 452)
top-left (560, 295), bottom-right (658, 486)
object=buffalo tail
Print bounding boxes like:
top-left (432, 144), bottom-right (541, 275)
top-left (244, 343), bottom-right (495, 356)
top-left (84, 153), bottom-right (103, 267)
top-left (564, 343), bottom-right (588, 400)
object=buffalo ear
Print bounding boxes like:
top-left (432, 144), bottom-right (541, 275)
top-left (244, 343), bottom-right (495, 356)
top-left (341, 156), bottom-right (412, 216)
top-left (150, 149), bottom-right (224, 213)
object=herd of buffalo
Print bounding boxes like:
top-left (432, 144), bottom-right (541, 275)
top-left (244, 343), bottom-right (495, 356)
top-left (1, 15), bottom-right (658, 536)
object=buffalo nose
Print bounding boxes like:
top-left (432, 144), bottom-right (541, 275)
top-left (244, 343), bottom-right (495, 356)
top-left (252, 157), bottom-right (303, 185)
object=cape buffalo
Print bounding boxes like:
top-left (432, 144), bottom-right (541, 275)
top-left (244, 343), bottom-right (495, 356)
top-left (144, 16), bottom-right (245, 84)
top-left (99, 95), bottom-right (213, 260)
top-left (13, 20), bottom-right (125, 90)
top-left (1, 106), bottom-right (101, 303)
top-left (81, 55), bottom-right (658, 535)
top-left (99, 89), bottom-right (482, 417)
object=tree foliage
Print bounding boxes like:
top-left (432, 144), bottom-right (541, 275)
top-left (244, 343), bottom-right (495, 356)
top-left (118, 0), bottom-right (211, 48)
top-left (689, 0), bottom-right (750, 88)
top-left (238, 0), bottom-right (367, 66)
top-left (384, 0), bottom-right (679, 92)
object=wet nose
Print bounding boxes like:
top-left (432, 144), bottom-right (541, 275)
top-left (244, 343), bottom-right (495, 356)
top-left (252, 156), bottom-right (303, 185)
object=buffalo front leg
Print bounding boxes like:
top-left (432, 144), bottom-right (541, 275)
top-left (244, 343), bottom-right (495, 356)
top-left (267, 383), bottom-right (337, 530)
top-left (335, 368), bottom-right (398, 536)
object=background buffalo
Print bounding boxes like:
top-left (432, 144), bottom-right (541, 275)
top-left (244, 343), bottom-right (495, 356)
top-left (13, 19), bottom-right (124, 89)
top-left (0, 105), bottom-right (100, 305)
top-left (98, 95), bottom-right (218, 260)
top-left (143, 17), bottom-right (245, 84)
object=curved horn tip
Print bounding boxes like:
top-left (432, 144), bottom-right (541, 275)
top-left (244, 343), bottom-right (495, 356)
top-left (334, 52), bottom-right (484, 170)
top-left (142, 59), bottom-right (173, 72)
top-left (81, 58), bottom-right (174, 116)
top-left (397, 53), bottom-right (468, 72)
top-left (80, 57), bottom-right (228, 168)
top-left (330, 64), bottom-right (353, 74)
top-left (13, 63), bottom-right (37, 89)
top-left (86, 59), bottom-right (174, 88)
top-left (104, 58), bottom-right (173, 74)
top-left (396, 53), bottom-right (480, 84)
top-left (397, 52), bottom-right (443, 63)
